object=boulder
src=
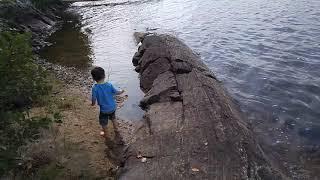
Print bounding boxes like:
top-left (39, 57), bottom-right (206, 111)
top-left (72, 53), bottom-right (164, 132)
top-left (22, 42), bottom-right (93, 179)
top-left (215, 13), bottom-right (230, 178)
top-left (120, 34), bottom-right (286, 180)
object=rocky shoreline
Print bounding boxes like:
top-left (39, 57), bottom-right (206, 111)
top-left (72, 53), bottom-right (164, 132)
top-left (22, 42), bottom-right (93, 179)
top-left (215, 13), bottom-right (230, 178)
top-left (37, 58), bottom-right (94, 93)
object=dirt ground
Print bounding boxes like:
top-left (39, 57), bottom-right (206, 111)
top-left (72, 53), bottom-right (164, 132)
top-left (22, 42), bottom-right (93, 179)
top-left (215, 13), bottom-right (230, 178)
top-left (22, 81), bottom-right (133, 179)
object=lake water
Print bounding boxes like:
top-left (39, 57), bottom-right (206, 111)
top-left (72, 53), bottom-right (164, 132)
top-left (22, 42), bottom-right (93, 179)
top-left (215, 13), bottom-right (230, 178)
top-left (42, 0), bottom-right (320, 177)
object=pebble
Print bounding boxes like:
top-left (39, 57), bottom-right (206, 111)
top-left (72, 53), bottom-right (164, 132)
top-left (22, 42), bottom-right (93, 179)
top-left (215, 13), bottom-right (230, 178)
top-left (141, 157), bottom-right (147, 163)
top-left (36, 58), bottom-right (94, 93)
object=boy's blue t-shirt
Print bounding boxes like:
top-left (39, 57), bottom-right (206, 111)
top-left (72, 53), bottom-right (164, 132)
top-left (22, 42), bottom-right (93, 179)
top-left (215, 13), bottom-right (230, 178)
top-left (92, 82), bottom-right (118, 113)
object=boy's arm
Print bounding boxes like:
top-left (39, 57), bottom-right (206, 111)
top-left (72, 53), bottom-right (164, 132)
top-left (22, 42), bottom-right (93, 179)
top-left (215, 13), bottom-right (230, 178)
top-left (116, 89), bottom-right (125, 95)
top-left (91, 87), bottom-right (96, 106)
top-left (91, 99), bottom-right (96, 106)
top-left (111, 84), bottom-right (124, 95)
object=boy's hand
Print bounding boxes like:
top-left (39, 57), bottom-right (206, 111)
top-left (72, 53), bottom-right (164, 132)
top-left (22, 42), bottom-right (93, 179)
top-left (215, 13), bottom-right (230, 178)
top-left (117, 89), bottom-right (125, 95)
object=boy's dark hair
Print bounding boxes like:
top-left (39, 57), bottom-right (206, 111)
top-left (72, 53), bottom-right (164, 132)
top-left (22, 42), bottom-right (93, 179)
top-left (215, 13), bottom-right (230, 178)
top-left (91, 67), bottom-right (105, 82)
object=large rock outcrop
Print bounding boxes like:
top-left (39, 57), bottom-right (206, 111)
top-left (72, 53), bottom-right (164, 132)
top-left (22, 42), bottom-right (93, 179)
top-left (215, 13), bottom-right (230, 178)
top-left (120, 34), bottom-right (286, 180)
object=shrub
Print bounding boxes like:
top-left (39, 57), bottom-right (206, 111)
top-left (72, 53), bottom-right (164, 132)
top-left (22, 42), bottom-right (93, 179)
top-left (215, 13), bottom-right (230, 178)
top-left (0, 31), bottom-right (52, 175)
top-left (0, 112), bottom-right (52, 175)
top-left (0, 31), bottom-right (50, 110)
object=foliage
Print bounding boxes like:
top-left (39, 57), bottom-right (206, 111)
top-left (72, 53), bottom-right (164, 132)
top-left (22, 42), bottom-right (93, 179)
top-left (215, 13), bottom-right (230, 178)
top-left (0, 31), bottom-right (52, 175)
top-left (0, 112), bottom-right (52, 175)
top-left (0, 31), bottom-right (50, 110)
top-left (37, 163), bottom-right (64, 180)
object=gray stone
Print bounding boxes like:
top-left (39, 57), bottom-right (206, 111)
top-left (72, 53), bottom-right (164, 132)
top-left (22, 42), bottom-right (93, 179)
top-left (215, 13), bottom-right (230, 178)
top-left (140, 58), bottom-right (171, 92)
top-left (140, 71), bottom-right (178, 108)
top-left (171, 60), bottom-right (192, 74)
top-left (132, 52), bottom-right (141, 66)
top-left (122, 34), bottom-right (286, 179)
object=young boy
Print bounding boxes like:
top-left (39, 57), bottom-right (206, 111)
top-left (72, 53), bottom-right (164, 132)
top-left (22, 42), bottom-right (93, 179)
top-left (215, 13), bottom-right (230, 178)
top-left (91, 66), bottom-right (124, 138)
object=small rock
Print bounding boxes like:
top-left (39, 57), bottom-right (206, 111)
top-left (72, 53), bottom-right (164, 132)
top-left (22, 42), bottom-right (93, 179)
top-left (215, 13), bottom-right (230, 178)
top-left (141, 157), bottom-right (147, 163)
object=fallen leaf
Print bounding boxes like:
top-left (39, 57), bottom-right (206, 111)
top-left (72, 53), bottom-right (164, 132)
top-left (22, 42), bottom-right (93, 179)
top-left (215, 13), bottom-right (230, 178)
top-left (191, 167), bottom-right (200, 172)
top-left (141, 157), bottom-right (147, 163)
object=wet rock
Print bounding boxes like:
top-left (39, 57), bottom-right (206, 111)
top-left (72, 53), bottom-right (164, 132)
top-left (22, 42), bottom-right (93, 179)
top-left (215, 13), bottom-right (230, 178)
top-left (134, 65), bottom-right (141, 72)
top-left (133, 32), bottom-right (151, 44)
top-left (140, 58), bottom-right (171, 92)
top-left (132, 52), bottom-right (142, 66)
top-left (121, 34), bottom-right (287, 179)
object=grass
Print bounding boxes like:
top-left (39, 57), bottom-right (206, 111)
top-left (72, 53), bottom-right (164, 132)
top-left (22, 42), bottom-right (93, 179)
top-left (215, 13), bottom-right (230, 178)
top-left (6, 76), bottom-right (98, 179)
top-left (17, 127), bottom-right (95, 179)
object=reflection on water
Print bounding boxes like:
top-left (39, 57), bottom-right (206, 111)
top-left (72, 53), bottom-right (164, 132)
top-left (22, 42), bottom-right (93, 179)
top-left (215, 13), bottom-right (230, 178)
top-left (40, 12), bottom-right (93, 69)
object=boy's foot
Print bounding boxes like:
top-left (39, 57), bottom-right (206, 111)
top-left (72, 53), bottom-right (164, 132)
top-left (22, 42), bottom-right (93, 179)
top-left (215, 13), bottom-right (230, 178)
top-left (100, 131), bottom-right (105, 137)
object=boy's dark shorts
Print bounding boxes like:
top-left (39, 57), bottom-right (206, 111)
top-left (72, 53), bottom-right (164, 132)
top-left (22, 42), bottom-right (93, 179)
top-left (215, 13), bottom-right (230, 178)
top-left (99, 111), bottom-right (115, 127)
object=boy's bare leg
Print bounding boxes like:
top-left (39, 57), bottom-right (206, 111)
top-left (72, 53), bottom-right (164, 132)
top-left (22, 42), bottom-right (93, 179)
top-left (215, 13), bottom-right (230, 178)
top-left (110, 112), bottom-right (119, 134)
top-left (103, 125), bottom-right (116, 149)
top-left (111, 119), bottom-right (124, 145)
top-left (111, 118), bottom-right (119, 132)
top-left (101, 126), bottom-right (108, 138)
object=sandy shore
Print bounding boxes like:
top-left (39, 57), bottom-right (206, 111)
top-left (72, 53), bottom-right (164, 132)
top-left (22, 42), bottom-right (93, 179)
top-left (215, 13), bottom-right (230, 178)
top-left (22, 74), bottom-right (134, 179)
